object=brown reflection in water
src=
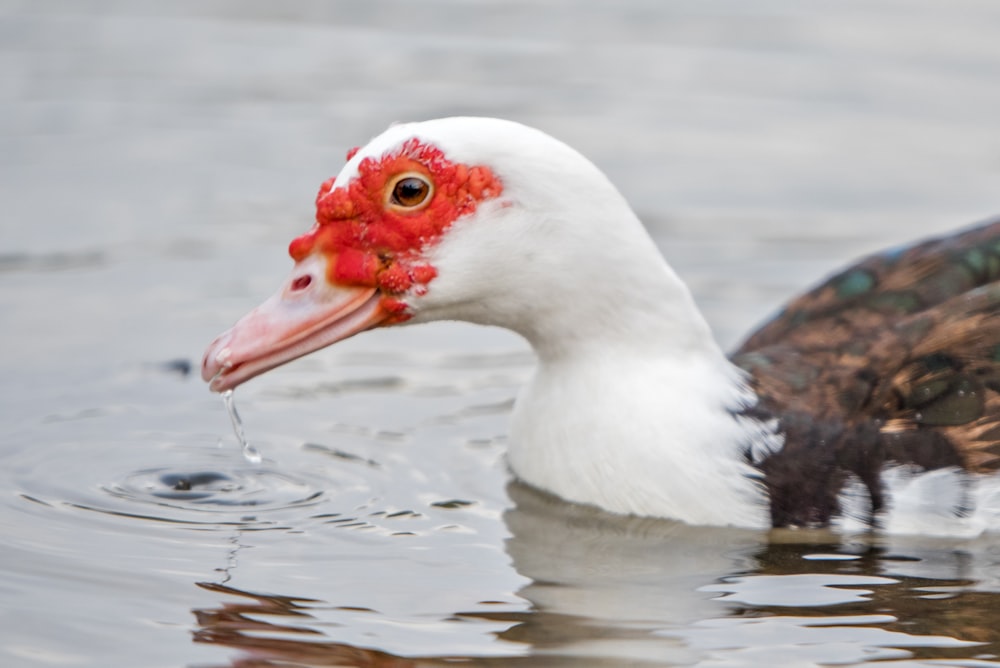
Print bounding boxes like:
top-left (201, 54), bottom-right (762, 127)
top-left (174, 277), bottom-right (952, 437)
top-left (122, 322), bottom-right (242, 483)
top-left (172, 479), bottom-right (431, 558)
top-left (192, 581), bottom-right (639, 668)
top-left (193, 582), bottom-right (418, 668)
top-left (748, 541), bottom-right (1000, 658)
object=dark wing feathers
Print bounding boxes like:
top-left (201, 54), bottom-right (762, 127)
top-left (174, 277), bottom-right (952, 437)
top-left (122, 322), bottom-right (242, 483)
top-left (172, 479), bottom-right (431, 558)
top-left (731, 218), bottom-right (1000, 526)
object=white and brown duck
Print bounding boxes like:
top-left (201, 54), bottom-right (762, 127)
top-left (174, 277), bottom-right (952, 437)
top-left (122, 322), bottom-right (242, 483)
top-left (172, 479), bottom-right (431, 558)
top-left (203, 117), bottom-right (1000, 535)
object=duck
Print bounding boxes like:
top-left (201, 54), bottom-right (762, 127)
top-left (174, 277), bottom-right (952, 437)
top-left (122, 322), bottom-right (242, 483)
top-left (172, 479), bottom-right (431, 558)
top-left (202, 117), bottom-right (1000, 535)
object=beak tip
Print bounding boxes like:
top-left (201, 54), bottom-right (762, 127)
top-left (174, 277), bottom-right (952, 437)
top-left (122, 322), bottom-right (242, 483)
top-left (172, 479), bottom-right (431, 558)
top-left (201, 330), bottom-right (236, 383)
top-left (207, 377), bottom-right (227, 393)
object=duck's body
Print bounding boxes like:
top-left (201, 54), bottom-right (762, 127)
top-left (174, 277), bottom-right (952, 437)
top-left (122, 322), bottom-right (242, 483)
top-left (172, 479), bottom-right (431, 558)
top-left (203, 117), bottom-right (1000, 535)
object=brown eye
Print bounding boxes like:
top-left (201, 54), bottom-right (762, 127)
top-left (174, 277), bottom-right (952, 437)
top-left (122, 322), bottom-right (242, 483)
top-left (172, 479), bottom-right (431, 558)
top-left (388, 174), bottom-right (433, 210)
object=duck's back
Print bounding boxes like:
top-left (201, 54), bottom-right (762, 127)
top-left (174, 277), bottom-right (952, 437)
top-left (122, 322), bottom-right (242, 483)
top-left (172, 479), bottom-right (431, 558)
top-left (731, 217), bottom-right (1000, 530)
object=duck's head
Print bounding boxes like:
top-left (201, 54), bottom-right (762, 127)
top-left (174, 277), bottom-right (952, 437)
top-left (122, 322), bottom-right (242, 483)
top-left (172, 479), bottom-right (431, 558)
top-left (202, 117), bottom-right (676, 392)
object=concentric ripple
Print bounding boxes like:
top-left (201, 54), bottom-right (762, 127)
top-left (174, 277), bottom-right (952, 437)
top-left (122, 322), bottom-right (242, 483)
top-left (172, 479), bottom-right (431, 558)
top-left (6, 433), bottom-right (350, 527)
top-left (102, 466), bottom-right (324, 512)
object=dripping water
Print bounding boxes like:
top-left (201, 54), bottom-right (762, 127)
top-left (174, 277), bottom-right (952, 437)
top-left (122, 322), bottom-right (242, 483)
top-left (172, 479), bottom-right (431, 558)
top-left (221, 389), bottom-right (262, 464)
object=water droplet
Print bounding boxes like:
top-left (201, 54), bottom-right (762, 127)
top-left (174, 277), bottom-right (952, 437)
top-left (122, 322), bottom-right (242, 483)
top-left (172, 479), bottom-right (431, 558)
top-left (222, 390), bottom-right (263, 464)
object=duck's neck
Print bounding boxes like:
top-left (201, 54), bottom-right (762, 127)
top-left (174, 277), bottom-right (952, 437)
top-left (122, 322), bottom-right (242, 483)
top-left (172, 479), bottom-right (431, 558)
top-left (506, 261), bottom-right (774, 528)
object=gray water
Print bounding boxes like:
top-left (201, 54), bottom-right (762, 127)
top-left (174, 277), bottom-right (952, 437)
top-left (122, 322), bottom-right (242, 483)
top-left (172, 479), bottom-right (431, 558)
top-left (4, 1), bottom-right (1000, 666)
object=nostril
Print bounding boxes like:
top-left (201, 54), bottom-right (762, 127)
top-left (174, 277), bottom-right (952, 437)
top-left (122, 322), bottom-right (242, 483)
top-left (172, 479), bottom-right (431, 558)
top-left (290, 275), bottom-right (312, 291)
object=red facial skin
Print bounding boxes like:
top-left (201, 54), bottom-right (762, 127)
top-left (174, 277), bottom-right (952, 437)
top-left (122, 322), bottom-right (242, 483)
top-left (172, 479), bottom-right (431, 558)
top-left (201, 138), bottom-right (502, 391)
top-left (290, 138), bottom-right (502, 322)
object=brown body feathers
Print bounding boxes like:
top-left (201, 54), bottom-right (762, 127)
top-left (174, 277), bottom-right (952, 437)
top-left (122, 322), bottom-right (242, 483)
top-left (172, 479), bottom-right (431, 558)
top-left (732, 218), bottom-right (1000, 527)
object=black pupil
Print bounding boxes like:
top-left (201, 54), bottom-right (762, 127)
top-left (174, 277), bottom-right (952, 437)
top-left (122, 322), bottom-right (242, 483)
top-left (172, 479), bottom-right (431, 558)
top-left (395, 178), bottom-right (427, 206)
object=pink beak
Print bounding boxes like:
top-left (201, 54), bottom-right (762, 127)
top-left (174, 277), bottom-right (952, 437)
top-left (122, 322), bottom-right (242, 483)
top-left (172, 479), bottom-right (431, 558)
top-left (202, 254), bottom-right (389, 392)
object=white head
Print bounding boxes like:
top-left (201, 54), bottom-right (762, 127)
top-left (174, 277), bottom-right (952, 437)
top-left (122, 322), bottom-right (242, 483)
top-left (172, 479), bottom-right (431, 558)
top-left (202, 117), bottom-right (712, 390)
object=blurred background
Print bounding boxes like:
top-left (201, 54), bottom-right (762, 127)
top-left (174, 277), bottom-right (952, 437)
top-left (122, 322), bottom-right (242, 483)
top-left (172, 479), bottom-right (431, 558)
top-left (3, 2), bottom-right (1000, 667)
top-left (5, 0), bottom-right (1000, 358)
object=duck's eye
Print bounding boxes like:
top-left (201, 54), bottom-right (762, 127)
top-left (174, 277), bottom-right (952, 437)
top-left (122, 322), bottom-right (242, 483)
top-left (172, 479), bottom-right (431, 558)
top-left (388, 174), bottom-right (433, 210)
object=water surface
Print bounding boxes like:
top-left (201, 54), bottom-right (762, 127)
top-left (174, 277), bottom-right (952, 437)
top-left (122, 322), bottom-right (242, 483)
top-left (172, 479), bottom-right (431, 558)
top-left (4, 1), bottom-right (1000, 666)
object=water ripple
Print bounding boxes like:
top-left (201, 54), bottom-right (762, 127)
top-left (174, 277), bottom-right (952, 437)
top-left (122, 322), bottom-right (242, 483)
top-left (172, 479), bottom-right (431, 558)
top-left (102, 466), bottom-right (324, 512)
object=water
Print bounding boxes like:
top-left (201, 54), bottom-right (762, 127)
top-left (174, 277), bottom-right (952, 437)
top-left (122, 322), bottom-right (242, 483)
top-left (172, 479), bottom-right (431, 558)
top-left (221, 390), bottom-right (262, 464)
top-left (3, 1), bottom-right (1000, 666)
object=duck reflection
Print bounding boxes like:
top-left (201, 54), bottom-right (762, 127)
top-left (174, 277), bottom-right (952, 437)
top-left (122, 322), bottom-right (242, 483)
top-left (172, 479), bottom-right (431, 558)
top-left (193, 482), bottom-right (1000, 666)
top-left (748, 539), bottom-right (1000, 649)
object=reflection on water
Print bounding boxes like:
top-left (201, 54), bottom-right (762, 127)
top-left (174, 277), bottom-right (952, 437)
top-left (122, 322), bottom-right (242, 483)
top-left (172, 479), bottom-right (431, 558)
top-left (187, 484), bottom-right (1000, 666)
top-left (5, 0), bottom-right (1000, 666)
top-left (192, 583), bottom-right (417, 668)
